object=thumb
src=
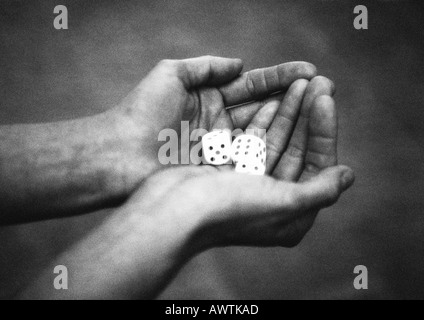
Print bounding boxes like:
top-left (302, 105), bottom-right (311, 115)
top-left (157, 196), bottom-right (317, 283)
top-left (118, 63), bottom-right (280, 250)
top-left (295, 165), bottom-right (355, 210)
top-left (206, 165), bottom-right (353, 220)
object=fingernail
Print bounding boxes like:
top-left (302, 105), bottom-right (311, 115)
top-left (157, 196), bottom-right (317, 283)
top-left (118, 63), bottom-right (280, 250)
top-left (341, 169), bottom-right (355, 191)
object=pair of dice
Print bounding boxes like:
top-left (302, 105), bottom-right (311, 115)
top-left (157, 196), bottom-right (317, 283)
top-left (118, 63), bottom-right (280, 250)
top-left (202, 129), bottom-right (266, 175)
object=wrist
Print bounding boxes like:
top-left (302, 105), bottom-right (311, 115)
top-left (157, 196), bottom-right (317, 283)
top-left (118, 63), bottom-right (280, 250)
top-left (99, 108), bottom-right (161, 200)
top-left (120, 184), bottom-right (214, 259)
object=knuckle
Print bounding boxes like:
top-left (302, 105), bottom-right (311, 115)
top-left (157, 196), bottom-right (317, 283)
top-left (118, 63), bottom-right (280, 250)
top-left (158, 59), bottom-right (171, 67)
top-left (285, 144), bottom-right (305, 160)
top-left (157, 59), bottom-right (178, 72)
top-left (266, 139), bottom-right (281, 157)
top-left (304, 163), bottom-right (321, 176)
top-left (260, 68), bottom-right (269, 92)
top-left (245, 72), bottom-right (257, 97)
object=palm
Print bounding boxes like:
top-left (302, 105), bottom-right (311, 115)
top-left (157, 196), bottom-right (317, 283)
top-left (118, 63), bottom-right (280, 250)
top-left (188, 76), bottom-right (339, 246)
top-left (123, 56), bottom-right (345, 246)
top-left (133, 85), bottom-right (344, 247)
top-left (178, 80), bottom-right (341, 246)
top-left (188, 75), bottom-right (337, 185)
top-left (119, 56), bottom-right (335, 188)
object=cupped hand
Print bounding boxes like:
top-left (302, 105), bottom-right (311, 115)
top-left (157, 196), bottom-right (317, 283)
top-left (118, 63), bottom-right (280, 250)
top-left (110, 56), bottom-right (317, 189)
top-left (123, 89), bottom-right (354, 248)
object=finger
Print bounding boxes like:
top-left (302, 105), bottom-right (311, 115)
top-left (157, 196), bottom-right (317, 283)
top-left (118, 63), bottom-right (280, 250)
top-left (265, 79), bottom-right (309, 173)
top-left (299, 95), bottom-right (338, 182)
top-left (174, 56), bottom-right (244, 88)
top-left (219, 62), bottom-right (317, 106)
top-left (194, 88), bottom-right (234, 131)
top-left (227, 93), bottom-right (284, 130)
top-left (243, 97), bottom-right (283, 137)
top-left (273, 76), bottom-right (335, 181)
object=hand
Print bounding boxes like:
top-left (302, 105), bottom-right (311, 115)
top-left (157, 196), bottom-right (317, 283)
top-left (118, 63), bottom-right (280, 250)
top-left (19, 88), bottom-right (354, 299)
top-left (0, 56), bottom-right (318, 224)
top-left (110, 56), bottom-right (317, 192)
top-left (125, 90), bottom-right (354, 248)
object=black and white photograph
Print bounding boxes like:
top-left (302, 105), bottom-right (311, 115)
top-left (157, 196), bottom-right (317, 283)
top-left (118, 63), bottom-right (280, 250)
top-left (0, 0), bottom-right (423, 304)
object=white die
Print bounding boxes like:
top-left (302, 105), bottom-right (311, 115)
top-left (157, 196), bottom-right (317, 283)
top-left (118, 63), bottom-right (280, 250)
top-left (235, 160), bottom-right (266, 175)
top-left (231, 134), bottom-right (267, 175)
top-left (202, 129), bottom-right (232, 165)
top-left (231, 134), bottom-right (266, 165)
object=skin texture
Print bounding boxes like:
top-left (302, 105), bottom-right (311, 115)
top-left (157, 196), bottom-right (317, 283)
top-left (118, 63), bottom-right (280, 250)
top-left (0, 56), bottom-right (317, 224)
top-left (15, 57), bottom-right (354, 299)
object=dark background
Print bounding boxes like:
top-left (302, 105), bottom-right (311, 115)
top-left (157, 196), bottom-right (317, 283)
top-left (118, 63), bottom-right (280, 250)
top-left (1, 0), bottom-right (423, 299)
